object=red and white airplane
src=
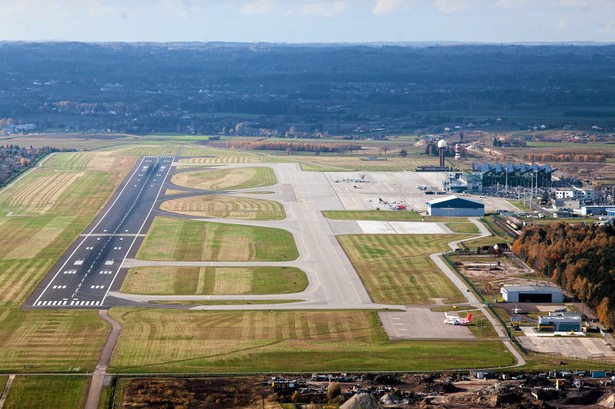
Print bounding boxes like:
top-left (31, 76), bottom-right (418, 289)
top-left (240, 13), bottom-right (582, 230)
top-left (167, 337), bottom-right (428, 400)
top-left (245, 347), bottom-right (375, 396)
top-left (444, 312), bottom-right (472, 325)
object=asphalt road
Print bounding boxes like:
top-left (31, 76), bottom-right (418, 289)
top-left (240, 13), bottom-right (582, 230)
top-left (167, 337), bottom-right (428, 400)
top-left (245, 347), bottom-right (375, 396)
top-left (26, 156), bottom-right (174, 308)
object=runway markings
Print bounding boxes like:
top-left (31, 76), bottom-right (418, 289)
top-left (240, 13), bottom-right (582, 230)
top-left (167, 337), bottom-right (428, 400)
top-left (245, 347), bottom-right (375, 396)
top-left (32, 155), bottom-right (175, 309)
top-left (34, 300), bottom-right (101, 307)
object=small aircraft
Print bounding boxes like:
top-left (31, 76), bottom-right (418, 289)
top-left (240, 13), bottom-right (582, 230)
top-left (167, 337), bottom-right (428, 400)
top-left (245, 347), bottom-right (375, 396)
top-left (444, 312), bottom-right (472, 325)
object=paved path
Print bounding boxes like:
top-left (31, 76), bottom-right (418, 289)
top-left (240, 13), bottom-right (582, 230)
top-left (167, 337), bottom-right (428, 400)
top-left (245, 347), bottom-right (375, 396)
top-left (84, 310), bottom-right (122, 409)
top-left (429, 218), bottom-right (526, 367)
top-left (0, 375), bottom-right (15, 409)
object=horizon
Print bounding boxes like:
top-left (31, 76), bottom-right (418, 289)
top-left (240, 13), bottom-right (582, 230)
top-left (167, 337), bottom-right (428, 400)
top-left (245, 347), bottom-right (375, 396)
top-left (1, 1), bottom-right (614, 44)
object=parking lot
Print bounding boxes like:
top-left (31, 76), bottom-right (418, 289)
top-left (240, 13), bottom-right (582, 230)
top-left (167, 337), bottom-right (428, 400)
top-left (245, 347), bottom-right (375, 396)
top-left (518, 335), bottom-right (615, 359)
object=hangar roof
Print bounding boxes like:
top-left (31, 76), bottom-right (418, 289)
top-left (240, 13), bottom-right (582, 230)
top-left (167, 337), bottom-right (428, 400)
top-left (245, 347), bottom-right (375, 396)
top-left (428, 195), bottom-right (485, 208)
top-left (501, 285), bottom-right (563, 294)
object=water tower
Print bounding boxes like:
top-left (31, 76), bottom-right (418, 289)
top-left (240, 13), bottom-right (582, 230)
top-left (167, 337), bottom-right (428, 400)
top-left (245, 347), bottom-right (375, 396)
top-left (437, 139), bottom-right (447, 167)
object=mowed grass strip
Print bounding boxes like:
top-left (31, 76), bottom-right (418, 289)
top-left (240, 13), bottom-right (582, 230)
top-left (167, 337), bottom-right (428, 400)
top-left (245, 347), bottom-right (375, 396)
top-left (0, 310), bottom-right (109, 372)
top-left (109, 309), bottom-right (512, 373)
top-left (445, 222), bottom-right (480, 234)
top-left (137, 217), bottom-right (298, 261)
top-left (323, 210), bottom-right (439, 221)
top-left (121, 266), bottom-right (308, 295)
top-left (338, 234), bottom-right (470, 305)
top-left (171, 167), bottom-right (276, 190)
top-left (161, 194), bottom-right (285, 220)
top-left (3, 376), bottom-right (89, 409)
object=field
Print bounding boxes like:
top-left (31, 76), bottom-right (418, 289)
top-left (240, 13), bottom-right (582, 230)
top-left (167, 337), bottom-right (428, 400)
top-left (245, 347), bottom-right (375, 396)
top-left (121, 266), bottom-right (308, 295)
top-left (295, 152), bottom-right (441, 172)
top-left (2, 376), bottom-right (89, 409)
top-left (108, 309), bottom-right (512, 373)
top-left (137, 217), bottom-right (299, 261)
top-left (171, 167), bottom-right (276, 190)
top-left (0, 310), bottom-right (108, 372)
top-left (338, 234), bottom-right (471, 305)
top-left (0, 151), bottom-right (135, 374)
top-left (160, 194), bottom-right (286, 220)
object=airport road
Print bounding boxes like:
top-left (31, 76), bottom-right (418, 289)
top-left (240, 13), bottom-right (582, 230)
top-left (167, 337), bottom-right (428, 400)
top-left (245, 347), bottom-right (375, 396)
top-left (26, 156), bottom-right (174, 308)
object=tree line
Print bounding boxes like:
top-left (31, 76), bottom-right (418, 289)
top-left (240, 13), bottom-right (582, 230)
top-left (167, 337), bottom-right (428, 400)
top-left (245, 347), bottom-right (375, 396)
top-left (226, 140), bottom-right (361, 154)
top-left (525, 152), bottom-right (607, 163)
top-left (511, 222), bottom-right (615, 328)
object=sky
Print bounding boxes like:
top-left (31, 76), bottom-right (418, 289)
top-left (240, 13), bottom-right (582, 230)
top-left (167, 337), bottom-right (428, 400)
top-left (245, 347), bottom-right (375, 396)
top-left (0, 0), bottom-right (614, 44)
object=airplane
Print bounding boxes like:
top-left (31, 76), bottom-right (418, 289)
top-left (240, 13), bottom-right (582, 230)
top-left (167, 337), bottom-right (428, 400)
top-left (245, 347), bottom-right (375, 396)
top-left (444, 312), bottom-right (472, 325)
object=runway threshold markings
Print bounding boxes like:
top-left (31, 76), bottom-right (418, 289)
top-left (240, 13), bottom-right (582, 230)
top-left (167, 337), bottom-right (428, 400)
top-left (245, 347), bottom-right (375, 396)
top-left (30, 156), bottom-right (174, 309)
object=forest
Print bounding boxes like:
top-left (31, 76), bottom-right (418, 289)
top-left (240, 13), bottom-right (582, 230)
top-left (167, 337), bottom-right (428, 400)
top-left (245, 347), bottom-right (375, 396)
top-left (512, 223), bottom-right (615, 328)
top-left (1, 42), bottom-right (615, 135)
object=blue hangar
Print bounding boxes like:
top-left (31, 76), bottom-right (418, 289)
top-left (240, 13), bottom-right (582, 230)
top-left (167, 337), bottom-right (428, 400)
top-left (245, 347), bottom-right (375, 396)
top-left (427, 195), bottom-right (485, 217)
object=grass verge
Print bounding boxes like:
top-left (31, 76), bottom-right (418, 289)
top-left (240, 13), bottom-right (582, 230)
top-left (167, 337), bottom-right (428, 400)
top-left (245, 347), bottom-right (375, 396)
top-left (161, 194), bottom-right (285, 220)
top-left (109, 309), bottom-right (513, 373)
top-left (2, 376), bottom-right (89, 409)
top-left (138, 217), bottom-right (299, 262)
top-left (122, 266), bottom-right (308, 295)
top-left (338, 234), bottom-right (472, 305)
top-left (323, 210), bottom-right (447, 222)
top-left (171, 167), bottom-right (276, 190)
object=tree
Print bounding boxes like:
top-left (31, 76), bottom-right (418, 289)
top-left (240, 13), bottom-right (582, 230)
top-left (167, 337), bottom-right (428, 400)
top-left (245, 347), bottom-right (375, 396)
top-left (326, 382), bottom-right (341, 402)
top-left (399, 149), bottom-right (408, 158)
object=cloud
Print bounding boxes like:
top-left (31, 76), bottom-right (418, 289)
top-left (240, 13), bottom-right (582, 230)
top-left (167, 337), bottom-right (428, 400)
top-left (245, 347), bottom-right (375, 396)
top-left (242, 0), bottom-right (278, 15)
top-left (496, 0), bottom-right (529, 8)
top-left (555, 17), bottom-right (569, 30)
top-left (602, 21), bottom-right (615, 33)
top-left (372, 0), bottom-right (403, 15)
top-left (299, 1), bottom-right (349, 17)
top-left (432, 0), bottom-right (466, 14)
top-left (551, 0), bottom-right (615, 10)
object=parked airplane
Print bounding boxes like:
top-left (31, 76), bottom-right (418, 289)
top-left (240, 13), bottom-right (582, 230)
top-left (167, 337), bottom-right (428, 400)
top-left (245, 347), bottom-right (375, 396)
top-left (444, 312), bottom-right (472, 325)
top-left (335, 173), bottom-right (368, 183)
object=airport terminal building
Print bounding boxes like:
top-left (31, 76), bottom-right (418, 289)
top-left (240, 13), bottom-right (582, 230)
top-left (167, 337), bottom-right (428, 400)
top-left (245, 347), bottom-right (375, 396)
top-left (427, 195), bottom-right (485, 217)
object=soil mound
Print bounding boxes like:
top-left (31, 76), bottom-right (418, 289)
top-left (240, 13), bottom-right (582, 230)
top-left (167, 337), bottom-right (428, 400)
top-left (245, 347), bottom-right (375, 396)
top-left (340, 393), bottom-right (382, 409)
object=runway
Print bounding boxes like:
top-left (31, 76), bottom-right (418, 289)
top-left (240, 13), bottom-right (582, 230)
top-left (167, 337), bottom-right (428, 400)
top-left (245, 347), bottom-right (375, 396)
top-left (26, 156), bottom-right (174, 308)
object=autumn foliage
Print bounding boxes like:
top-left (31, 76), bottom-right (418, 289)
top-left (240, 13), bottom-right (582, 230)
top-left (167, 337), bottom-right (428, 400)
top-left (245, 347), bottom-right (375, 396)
top-left (226, 140), bottom-right (361, 154)
top-left (512, 222), bottom-right (615, 328)
top-left (524, 152), bottom-right (607, 163)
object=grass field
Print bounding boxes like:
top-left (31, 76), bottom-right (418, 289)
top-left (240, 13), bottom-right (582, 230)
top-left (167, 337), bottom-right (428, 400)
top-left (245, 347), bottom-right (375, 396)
top-left (161, 194), bottom-right (286, 220)
top-left (138, 217), bottom-right (298, 261)
top-left (121, 266), bottom-right (307, 295)
top-left (171, 167), bottom-right (276, 190)
top-left (445, 222), bottom-right (480, 234)
top-left (0, 310), bottom-right (108, 372)
top-left (0, 151), bottom-right (134, 374)
top-left (323, 210), bottom-right (446, 222)
top-left (2, 376), bottom-right (89, 409)
top-left (109, 309), bottom-right (512, 373)
top-left (338, 234), bottom-right (471, 305)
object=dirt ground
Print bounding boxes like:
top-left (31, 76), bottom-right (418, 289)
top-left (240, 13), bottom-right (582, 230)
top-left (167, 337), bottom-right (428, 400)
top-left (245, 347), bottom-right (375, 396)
top-left (118, 374), bottom-right (615, 409)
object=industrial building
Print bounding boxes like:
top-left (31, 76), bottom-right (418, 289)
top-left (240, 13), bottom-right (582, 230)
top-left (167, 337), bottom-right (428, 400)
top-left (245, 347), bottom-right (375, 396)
top-left (500, 285), bottom-right (564, 303)
top-left (472, 162), bottom-right (556, 189)
top-left (427, 195), bottom-right (485, 217)
top-left (538, 312), bottom-right (582, 332)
